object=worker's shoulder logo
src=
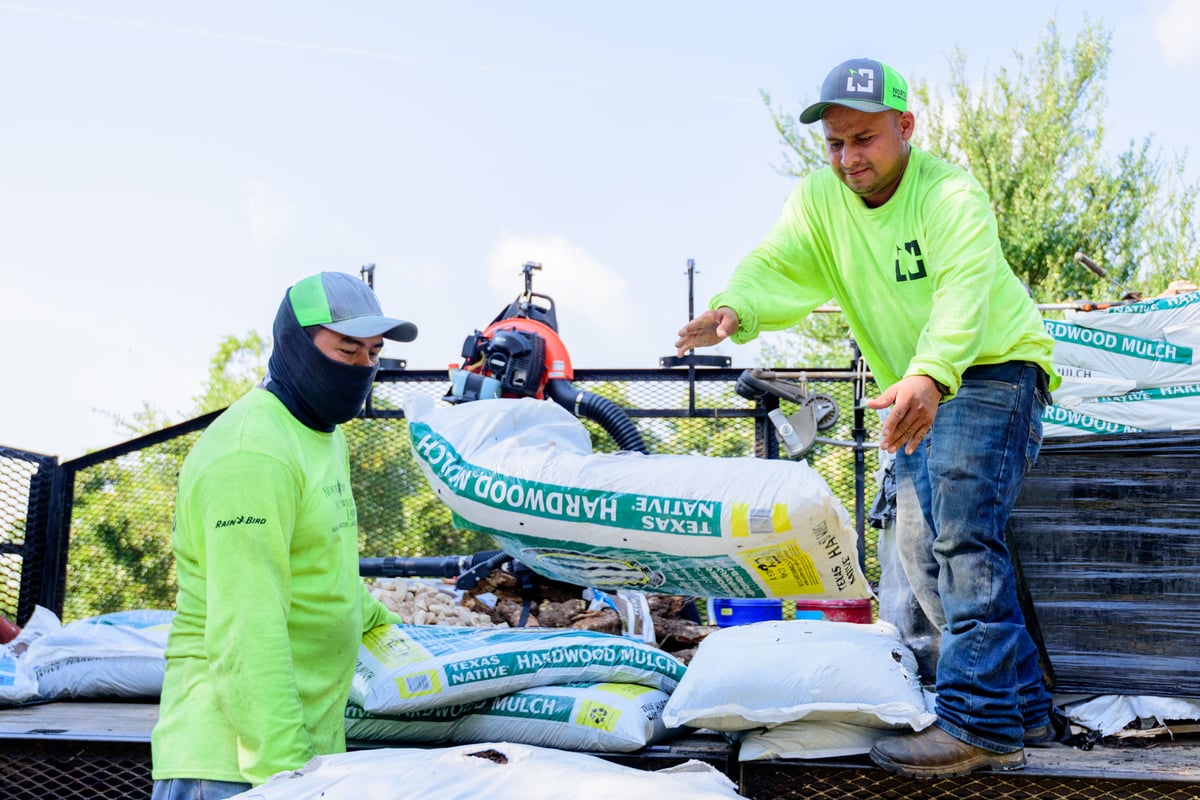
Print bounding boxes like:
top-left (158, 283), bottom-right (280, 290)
top-left (214, 514), bottom-right (267, 529)
top-left (894, 240), bottom-right (927, 283)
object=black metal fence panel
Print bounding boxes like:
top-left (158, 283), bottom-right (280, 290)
top-left (2, 367), bottom-right (881, 623)
top-left (0, 446), bottom-right (57, 626)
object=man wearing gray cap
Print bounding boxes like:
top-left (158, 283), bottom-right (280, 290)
top-left (676, 58), bottom-right (1060, 777)
top-left (151, 272), bottom-right (417, 797)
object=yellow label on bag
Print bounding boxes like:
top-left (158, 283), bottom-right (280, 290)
top-left (738, 540), bottom-right (823, 595)
top-left (730, 503), bottom-right (793, 537)
top-left (576, 699), bottom-right (621, 732)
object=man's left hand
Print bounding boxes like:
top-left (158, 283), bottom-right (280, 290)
top-left (865, 375), bottom-right (942, 455)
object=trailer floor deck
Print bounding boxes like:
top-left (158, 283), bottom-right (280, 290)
top-left (2, 701), bottom-right (1199, 799)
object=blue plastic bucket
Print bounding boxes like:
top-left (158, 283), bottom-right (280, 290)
top-left (711, 598), bottom-right (784, 627)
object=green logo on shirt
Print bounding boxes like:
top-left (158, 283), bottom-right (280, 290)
top-left (895, 240), bottom-right (927, 282)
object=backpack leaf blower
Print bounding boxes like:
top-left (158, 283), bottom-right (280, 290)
top-left (447, 261), bottom-right (648, 454)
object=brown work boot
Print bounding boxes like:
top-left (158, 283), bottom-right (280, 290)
top-left (870, 726), bottom-right (1026, 779)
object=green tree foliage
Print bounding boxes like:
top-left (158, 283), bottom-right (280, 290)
top-left (756, 312), bottom-right (857, 370)
top-left (64, 432), bottom-right (197, 619)
top-left (345, 396), bottom-right (494, 560)
top-left (192, 331), bottom-right (270, 413)
top-left (914, 20), bottom-right (1199, 299)
top-left (760, 18), bottom-right (1199, 363)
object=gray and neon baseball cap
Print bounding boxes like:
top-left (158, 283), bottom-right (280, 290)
top-left (799, 58), bottom-right (908, 124)
top-left (287, 272), bottom-right (417, 342)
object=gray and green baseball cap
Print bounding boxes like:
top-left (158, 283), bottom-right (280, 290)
top-left (799, 58), bottom-right (908, 124)
top-left (288, 272), bottom-right (417, 342)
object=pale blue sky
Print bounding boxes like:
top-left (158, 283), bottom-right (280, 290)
top-left (2, 1), bottom-right (1197, 458)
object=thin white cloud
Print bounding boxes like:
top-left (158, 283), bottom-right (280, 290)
top-left (487, 233), bottom-right (632, 328)
top-left (245, 180), bottom-right (295, 246)
top-left (1154, 0), bottom-right (1200, 66)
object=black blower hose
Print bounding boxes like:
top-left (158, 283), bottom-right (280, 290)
top-left (545, 378), bottom-right (648, 454)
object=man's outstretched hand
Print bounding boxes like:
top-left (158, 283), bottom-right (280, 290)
top-left (675, 307), bottom-right (740, 357)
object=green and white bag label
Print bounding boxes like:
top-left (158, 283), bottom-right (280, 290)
top-left (404, 395), bottom-right (869, 600)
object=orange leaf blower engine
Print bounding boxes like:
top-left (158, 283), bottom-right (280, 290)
top-left (447, 262), bottom-right (648, 454)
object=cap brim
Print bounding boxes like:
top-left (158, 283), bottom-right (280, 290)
top-left (799, 99), bottom-right (894, 124)
top-left (324, 317), bottom-right (418, 342)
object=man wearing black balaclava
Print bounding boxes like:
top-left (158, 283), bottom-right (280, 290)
top-left (151, 272), bottom-right (418, 798)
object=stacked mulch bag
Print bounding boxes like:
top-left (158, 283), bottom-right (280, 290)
top-left (0, 607), bottom-right (171, 705)
top-left (1042, 284), bottom-right (1200, 437)
top-left (351, 574), bottom-right (706, 754)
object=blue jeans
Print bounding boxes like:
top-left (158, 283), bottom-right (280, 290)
top-left (151, 779), bottom-right (252, 800)
top-left (895, 361), bottom-right (1053, 753)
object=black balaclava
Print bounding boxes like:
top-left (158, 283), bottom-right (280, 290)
top-left (261, 295), bottom-right (378, 432)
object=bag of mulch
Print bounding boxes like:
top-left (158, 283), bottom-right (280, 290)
top-left (1063, 694), bottom-right (1200, 738)
top-left (0, 605), bottom-right (62, 705)
top-left (404, 395), bottom-right (869, 601)
top-left (1043, 319), bottom-right (1200, 389)
top-left (1064, 291), bottom-right (1200, 340)
top-left (661, 620), bottom-right (933, 732)
top-left (22, 609), bottom-right (173, 700)
top-left (0, 654), bottom-right (37, 705)
top-left (0, 605), bottom-right (61, 660)
top-left (738, 719), bottom-right (904, 761)
top-left (351, 624), bottom-right (685, 715)
top-left (1069, 383), bottom-right (1200, 432)
top-left (1051, 366), bottom-right (1137, 405)
top-left (345, 681), bottom-right (677, 753)
top-left (1042, 403), bottom-right (1147, 439)
top-left (234, 742), bottom-right (746, 800)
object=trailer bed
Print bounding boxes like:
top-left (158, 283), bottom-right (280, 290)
top-left (3, 701), bottom-right (1199, 800)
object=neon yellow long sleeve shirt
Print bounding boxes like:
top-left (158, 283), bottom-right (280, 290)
top-left (151, 388), bottom-right (399, 786)
top-left (711, 147), bottom-right (1057, 397)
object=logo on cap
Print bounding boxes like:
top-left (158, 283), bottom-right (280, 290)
top-left (846, 67), bottom-right (875, 95)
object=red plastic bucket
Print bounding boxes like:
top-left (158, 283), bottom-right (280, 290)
top-left (793, 598), bottom-right (873, 623)
top-left (0, 615), bottom-right (20, 644)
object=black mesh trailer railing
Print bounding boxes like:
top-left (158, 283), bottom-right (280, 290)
top-left (1, 445), bottom-right (60, 627)
top-left (2, 364), bottom-right (881, 625)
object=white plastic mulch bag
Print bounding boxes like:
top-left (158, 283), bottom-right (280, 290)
top-left (0, 605), bottom-right (61, 659)
top-left (1068, 384), bottom-right (1200, 431)
top-left (1064, 291), bottom-right (1200, 340)
top-left (233, 742), bottom-right (746, 800)
top-left (0, 654), bottom-right (37, 705)
top-left (1043, 318), bottom-right (1200, 389)
top-left (345, 681), bottom-right (677, 753)
top-left (661, 620), bottom-right (934, 732)
top-left (1063, 694), bottom-right (1200, 738)
top-left (23, 609), bottom-right (173, 700)
top-left (351, 624), bottom-right (685, 716)
top-left (1042, 404), bottom-right (1147, 438)
top-left (0, 605), bottom-right (62, 705)
top-left (404, 395), bottom-right (869, 601)
top-left (738, 720), bottom-right (903, 761)
top-left (1051, 366), bottom-right (1138, 405)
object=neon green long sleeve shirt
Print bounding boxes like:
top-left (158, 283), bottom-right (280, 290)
top-left (151, 389), bottom-right (399, 786)
top-left (711, 147), bottom-right (1057, 397)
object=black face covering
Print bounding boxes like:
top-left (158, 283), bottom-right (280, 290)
top-left (262, 295), bottom-right (378, 432)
